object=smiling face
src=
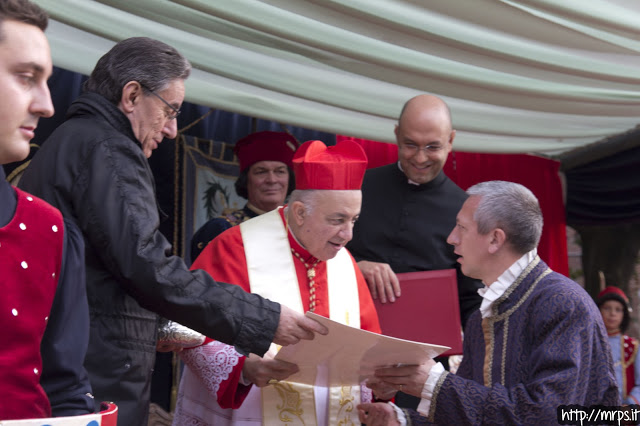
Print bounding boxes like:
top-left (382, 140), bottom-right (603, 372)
top-left (0, 20), bottom-right (54, 164)
top-left (600, 300), bottom-right (624, 333)
top-left (125, 79), bottom-right (184, 158)
top-left (447, 196), bottom-right (493, 282)
top-left (246, 160), bottom-right (290, 212)
top-left (291, 190), bottom-right (361, 261)
top-left (395, 96), bottom-right (454, 185)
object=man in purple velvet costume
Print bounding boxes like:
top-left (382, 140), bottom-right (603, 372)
top-left (358, 181), bottom-right (619, 425)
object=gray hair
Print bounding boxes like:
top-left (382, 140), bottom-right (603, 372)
top-left (285, 189), bottom-right (358, 216)
top-left (83, 37), bottom-right (191, 105)
top-left (467, 181), bottom-right (543, 254)
top-left (285, 189), bottom-right (319, 216)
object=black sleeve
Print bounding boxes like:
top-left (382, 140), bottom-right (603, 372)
top-left (73, 140), bottom-right (279, 357)
top-left (40, 218), bottom-right (96, 416)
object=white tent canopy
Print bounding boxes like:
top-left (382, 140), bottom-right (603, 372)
top-left (35, 0), bottom-right (640, 157)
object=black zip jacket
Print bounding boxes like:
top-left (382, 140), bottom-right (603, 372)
top-left (19, 92), bottom-right (280, 425)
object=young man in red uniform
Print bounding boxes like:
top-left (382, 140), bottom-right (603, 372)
top-left (0, 0), bottom-right (94, 420)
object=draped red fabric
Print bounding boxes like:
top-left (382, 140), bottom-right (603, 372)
top-left (339, 137), bottom-right (400, 170)
top-left (337, 136), bottom-right (569, 276)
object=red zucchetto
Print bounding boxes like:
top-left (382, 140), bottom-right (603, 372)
top-left (292, 140), bottom-right (368, 190)
top-left (234, 131), bottom-right (299, 172)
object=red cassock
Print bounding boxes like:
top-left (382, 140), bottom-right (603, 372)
top-left (174, 208), bottom-right (380, 424)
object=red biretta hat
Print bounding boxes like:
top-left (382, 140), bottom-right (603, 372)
top-left (293, 140), bottom-right (368, 190)
top-left (234, 131), bottom-right (299, 172)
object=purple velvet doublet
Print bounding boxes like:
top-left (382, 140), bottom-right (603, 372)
top-left (409, 257), bottom-right (620, 425)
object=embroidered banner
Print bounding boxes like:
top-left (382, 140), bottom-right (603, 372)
top-left (179, 134), bottom-right (246, 265)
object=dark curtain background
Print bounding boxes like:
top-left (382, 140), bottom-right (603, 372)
top-left (564, 143), bottom-right (640, 298)
top-left (565, 144), bottom-right (640, 226)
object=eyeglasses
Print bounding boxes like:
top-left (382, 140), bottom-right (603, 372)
top-left (400, 143), bottom-right (444, 154)
top-left (140, 83), bottom-right (181, 120)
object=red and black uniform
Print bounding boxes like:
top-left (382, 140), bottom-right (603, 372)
top-left (0, 168), bottom-right (94, 420)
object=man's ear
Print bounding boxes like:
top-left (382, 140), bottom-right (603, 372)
top-left (120, 81), bottom-right (142, 114)
top-left (488, 228), bottom-right (506, 254)
top-left (291, 201), bottom-right (306, 226)
top-left (447, 129), bottom-right (456, 149)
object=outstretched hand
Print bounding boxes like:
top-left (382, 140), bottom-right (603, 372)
top-left (272, 305), bottom-right (329, 346)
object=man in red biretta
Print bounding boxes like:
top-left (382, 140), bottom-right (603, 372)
top-left (174, 140), bottom-right (382, 426)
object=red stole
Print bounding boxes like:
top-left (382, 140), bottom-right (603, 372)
top-left (0, 188), bottom-right (63, 419)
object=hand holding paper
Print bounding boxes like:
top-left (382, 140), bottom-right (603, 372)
top-left (273, 305), bottom-right (329, 346)
top-left (243, 350), bottom-right (299, 388)
top-left (372, 359), bottom-right (436, 398)
top-left (274, 312), bottom-right (449, 386)
top-left (365, 377), bottom-right (398, 400)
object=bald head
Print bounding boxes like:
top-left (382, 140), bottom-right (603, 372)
top-left (394, 94), bottom-right (455, 185)
top-left (399, 94), bottom-right (452, 134)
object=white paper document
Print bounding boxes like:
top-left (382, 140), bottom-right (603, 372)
top-left (274, 312), bottom-right (450, 386)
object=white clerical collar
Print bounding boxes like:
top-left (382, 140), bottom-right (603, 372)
top-left (397, 161), bottom-right (420, 186)
top-left (478, 248), bottom-right (537, 318)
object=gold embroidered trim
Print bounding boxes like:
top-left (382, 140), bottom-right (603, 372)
top-left (404, 408), bottom-right (414, 426)
top-left (484, 257), bottom-right (552, 387)
top-left (482, 319), bottom-right (492, 387)
top-left (494, 271), bottom-right (551, 322)
top-left (427, 370), bottom-right (449, 422)
top-left (482, 257), bottom-right (541, 388)
top-left (272, 382), bottom-right (306, 424)
top-left (337, 385), bottom-right (357, 425)
top-left (496, 270), bottom-right (551, 385)
top-left (501, 316), bottom-right (509, 386)
top-left (246, 201), bottom-right (267, 216)
top-left (491, 256), bottom-right (541, 316)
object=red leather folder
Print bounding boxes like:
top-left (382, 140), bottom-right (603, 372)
top-left (373, 269), bottom-right (463, 356)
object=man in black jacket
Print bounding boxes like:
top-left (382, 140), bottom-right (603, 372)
top-left (19, 37), bottom-right (326, 425)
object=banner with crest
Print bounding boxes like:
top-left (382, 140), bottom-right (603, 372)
top-left (179, 134), bottom-right (246, 265)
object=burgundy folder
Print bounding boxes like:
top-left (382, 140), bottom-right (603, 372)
top-left (373, 269), bottom-right (463, 356)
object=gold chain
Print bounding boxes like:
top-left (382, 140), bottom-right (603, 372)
top-left (291, 248), bottom-right (320, 312)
